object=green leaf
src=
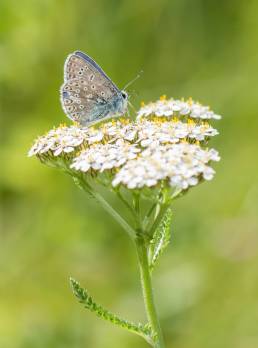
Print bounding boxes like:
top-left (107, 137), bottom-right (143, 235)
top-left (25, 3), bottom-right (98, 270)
top-left (70, 278), bottom-right (154, 344)
top-left (149, 208), bottom-right (173, 271)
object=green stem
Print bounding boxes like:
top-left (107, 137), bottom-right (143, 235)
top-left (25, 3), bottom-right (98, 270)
top-left (135, 237), bottom-right (165, 348)
top-left (92, 190), bottom-right (136, 239)
top-left (133, 192), bottom-right (142, 229)
top-left (143, 202), bottom-right (157, 227)
top-left (116, 190), bottom-right (136, 218)
top-left (78, 177), bottom-right (136, 240)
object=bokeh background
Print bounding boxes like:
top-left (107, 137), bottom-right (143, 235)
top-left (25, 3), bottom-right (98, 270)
top-left (1, 1), bottom-right (258, 347)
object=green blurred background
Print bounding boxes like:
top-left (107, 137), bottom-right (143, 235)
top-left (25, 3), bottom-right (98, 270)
top-left (1, 1), bottom-right (258, 347)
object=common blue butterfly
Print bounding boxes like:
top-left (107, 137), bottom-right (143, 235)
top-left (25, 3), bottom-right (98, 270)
top-left (60, 51), bottom-right (128, 126)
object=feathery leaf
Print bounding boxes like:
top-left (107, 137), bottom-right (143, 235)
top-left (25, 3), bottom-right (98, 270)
top-left (149, 208), bottom-right (172, 271)
top-left (70, 278), bottom-right (154, 343)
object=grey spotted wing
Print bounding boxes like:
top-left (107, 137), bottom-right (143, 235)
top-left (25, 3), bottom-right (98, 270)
top-left (61, 51), bottom-right (120, 124)
top-left (64, 51), bottom-right (119, 88)
top-left (61, 78), bottom-right (109, 124)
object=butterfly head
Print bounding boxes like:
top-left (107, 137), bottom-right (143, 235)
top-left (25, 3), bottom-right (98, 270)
top-left (121, 90), bottom-right (128, 100)
top-left (119, 90), bottom-right (128, 114)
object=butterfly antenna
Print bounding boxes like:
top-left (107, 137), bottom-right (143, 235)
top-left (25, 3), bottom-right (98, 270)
top-left (128, 89), bottom-right (139, 98)
top-left (123, 70), bottom-right (143, 91)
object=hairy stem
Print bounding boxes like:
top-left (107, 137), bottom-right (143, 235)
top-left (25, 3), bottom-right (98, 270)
top-left (93, 190), bottom-right (136, 239)
top-left (135, 237), bottom-right (165, 348)
top-left (116, 190), bottom-right (136, 218)
top-left (78, 177), bottom-right (136, 239)
top-left (133, 192), bottom-right (142, 229)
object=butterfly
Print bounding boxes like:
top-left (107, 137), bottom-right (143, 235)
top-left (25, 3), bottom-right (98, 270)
top-left (60, 51), bottom-right (128, 126)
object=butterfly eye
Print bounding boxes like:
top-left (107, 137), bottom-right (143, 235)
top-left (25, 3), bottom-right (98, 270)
top-left (121, 91), bottom-right (127, 99)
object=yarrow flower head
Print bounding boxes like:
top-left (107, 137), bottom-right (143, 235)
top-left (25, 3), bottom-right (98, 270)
top-left (137, 96), bottom-right (221, 120)
top-left (28, 125), bottom-right (88, 157)
top-left (112, 144), bottom-right (220, 190)
top-left (29, 96), bottom-right (220, 195)
top-left (71, 140), bottom-right (141, 172)
top-left (29, 93), bottom-right (221, 347)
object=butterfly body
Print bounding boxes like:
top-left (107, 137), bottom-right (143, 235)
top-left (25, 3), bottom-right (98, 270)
top-left (60, 51), bottom-right (128, 126)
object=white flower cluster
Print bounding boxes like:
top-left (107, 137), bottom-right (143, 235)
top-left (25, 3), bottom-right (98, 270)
top-left (137, 97), bottom-right (221, 120)
top-left (112, 144), bottom-right (220, 189)
top-left (28, 125), bottom-right (87, 157)
top-left (29, 96), bottom-right (221, 191)
top-left (137, 119), bottom-right (218, 146)
top-left (71, 140), bottom-right (140, 172)
top-left (29, 118), bottom-right (218, 158)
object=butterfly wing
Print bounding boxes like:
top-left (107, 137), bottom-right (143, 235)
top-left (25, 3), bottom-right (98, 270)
top-left (61, 51), bottom-right (120, 125)
top-left (64, 51), bottom-right (120, 91)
